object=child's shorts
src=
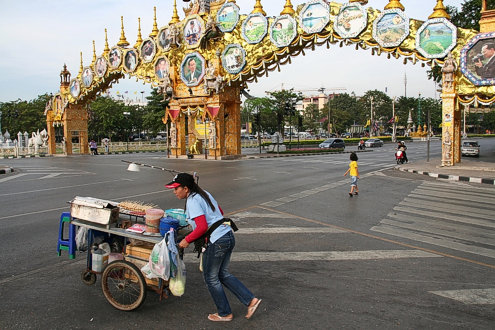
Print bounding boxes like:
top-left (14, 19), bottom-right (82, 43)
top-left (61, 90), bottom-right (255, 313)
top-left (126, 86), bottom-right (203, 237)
top-left (350, 176), bottom-right (358, 186)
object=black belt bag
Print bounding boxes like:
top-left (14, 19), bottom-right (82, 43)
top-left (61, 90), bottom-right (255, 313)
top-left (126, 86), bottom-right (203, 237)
top-left (193, 218), bottom-right (238, 258)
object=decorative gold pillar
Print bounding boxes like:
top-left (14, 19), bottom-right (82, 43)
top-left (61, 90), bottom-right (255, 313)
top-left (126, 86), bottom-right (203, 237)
top-left (441, 53), bottom-right (458, 166)
top-left (63, 104), bottom-right (89, 155)
top-left (47, 121), bottom-right (56, 154)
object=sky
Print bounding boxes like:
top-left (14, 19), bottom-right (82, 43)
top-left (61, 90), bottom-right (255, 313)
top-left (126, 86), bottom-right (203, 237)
top-left (0, 0), bottom-right (466, 103)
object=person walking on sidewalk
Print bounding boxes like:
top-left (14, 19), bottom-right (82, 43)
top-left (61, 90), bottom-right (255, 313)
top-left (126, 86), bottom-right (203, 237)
top-left (167, 173), bottom-right (262, 322)
top-left (344, 152), bottom-right (360, 197)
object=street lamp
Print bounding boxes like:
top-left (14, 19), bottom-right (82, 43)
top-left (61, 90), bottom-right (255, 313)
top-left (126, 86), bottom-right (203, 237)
top-left (123, 111), bottom-right (130, 151)
top-left (370, 96), bottom-right (374, 138)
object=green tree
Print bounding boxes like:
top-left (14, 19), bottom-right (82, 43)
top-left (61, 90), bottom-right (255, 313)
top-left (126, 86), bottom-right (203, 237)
top-left (302, 103), bottom-right (321, 134)
top-left (324, 93), bottom-right (364, 134)
top-left (266, 89), bottom-right (303, 135)
top-left (142, 88), bottom-right (168, 137)
top-left (88, 96), bottom-right (128, 140)
top-left (243, 97), bottom-right (274, 134)
top-left (0, 94), bottom-right (49, 135)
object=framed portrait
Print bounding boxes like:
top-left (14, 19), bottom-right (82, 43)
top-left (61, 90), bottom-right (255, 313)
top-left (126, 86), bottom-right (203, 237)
top-left (242, 13), bottom-right (268, 44)
top-left (416, 18), bottom-right (457, 59)
top-left (82, 67), bottom-right (94, 88)
top-left (460, 32), bottom-right (495, 86)
top-left (270, 15), bottom-right (297, 48)
top-left (183, 15), bottom-right (204, 48)
top-left (108, 47), bottom-right (122, 69)
top-left (155, 56), bottom-right (170, 81)
top-left (221, 44), bottom-right (246, 74)
top-left (372, 9), bottom-right (410, 48)
top-left (69, 78), bottom-right (81, 98)
top-left (94, 56), bottom-right (108, 77)
top-left (180, 52), bottom-right (206, 87)
top-left (334, 2), bottom-right (367, 39)
top-left (158, 27), bottom-right (171, 51)
top-left (124, 49), bottom-right (138, 73)
top-left (216, 1), bottom-right (240, 33)
top-left (140, 39), bottom-right (156, 63)
top-left (299, 0), bottom-right (330, 34)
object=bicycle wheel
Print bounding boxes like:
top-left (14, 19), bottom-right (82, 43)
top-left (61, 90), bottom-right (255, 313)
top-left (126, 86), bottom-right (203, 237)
top-left (101, 260), bottom-right (147, 311)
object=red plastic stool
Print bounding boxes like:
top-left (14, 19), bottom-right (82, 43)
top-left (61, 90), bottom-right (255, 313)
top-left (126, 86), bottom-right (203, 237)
top-left (57, 212), bottom-right (76, 259)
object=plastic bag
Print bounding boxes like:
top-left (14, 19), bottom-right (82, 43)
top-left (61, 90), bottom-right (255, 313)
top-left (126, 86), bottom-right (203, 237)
top-left (75, 227), bottom-right (88, 251)
top-left (140, 236), bottom-right (170, 280)
top-left (169, 258), bottom-right (186, 297)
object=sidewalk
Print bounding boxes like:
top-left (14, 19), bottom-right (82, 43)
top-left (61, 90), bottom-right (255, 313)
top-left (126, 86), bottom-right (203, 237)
top-left (396, 157), bottom-right (495, 185)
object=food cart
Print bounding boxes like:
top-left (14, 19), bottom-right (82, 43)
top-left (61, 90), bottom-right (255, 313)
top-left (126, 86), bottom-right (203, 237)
top-left (67, 196), bottom-right (186, 311)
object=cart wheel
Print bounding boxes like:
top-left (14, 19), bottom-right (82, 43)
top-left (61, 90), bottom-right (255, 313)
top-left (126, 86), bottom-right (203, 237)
top-left (81, 270), bottom-right (97, 286)
top-left (101, 260), bottom-right (147, 311)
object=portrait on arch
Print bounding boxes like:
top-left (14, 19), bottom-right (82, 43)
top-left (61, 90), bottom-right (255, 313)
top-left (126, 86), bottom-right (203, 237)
top-left (270, 15), bottom-right (297, 48)
top-left (242, 13), bottom-right (268, 44)
top-left (108, 47), bottom-right (122, 69)
top-left (95, 56), bottom-right (107, 77)
top-left (124, 49), bottom-right (138, 72)
top-left (180, 52), bottom-right (205, 87)
top-left (155, 57), bottom-right (170, 80)
top-left (184, 16), bottom-right (204, 48)
top-left (69, 79), bottom-right (81, 98)
top-left (334, 2), bottom-right (367, 39)
top-left (460, 32), bottom-right (495, 86)
top-left (82, 67), bottom-right (94, 87)
top-left (216, 1), bottom-right (240, 33)
top-left (158, 27), bottom-right (171, 50)
top-left (140, 39), bottom-right (156, 63)
top-left (299, 0), bottom-right (330, 34)
top-left (372, 9), bottom-right (409, 48)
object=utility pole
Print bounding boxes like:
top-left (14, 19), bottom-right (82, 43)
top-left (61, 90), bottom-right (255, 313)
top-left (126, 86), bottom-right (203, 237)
top-left (392, 97), bottom-right (396, 143)
top-left (370, 96), bottom-right (374, 138)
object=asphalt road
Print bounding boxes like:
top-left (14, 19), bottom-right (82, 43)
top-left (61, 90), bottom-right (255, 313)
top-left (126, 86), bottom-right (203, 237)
top-left (0, 140), bottom-right (494, 329)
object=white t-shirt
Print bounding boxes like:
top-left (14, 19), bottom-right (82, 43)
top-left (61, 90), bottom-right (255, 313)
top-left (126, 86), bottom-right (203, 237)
top-left (186, 191), bottom-right (231, 243)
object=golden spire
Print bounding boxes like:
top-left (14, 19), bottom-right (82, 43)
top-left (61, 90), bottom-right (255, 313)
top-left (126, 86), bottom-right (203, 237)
top-left (280, 0), bottom-right (295, 16)
top-left (117, 16), bottom-right (130, 47)
top-left (103, 28), bottom-right (110, 55)
top-left (134, 17), bottom-right (143, 48)
top-left (78, 52), bottom-right (83, 77)
top-left (384, 0), bottom-right (405, 11)
top-left (170, 0), bottom-right (180, 25)
top-left (252, 0), bottom-right (266, 16)
top-left (150, 6), bottom-right (159, 38)
top-left (428, 0), bottom-right (451, 19)
top-left (92, 40), bottom-right (97, 64)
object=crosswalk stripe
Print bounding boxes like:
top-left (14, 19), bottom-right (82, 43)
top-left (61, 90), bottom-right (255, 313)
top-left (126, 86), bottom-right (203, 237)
top-left (416, 184), bottom-right (495, 197)
top-left (408, 193), bottom-right (493, 209)
top-left (380, 217), bottom-right (495, 247)
top-left (429, 288), bottom-right (495, 304)
top-left (370, 224), bottom-right (495, 259)
top-left (0, 173), bottom-right (28, 183)
top-left (236, 227), bottom-right (346, 234)
top-left (393, 205), bottom-right (495, 229)
top-left (411, 188), bottom-right (495, 204)
top-left (183, 250), bottom-right (441, 263)
top-left (401, 198), bottom-right (494, 217)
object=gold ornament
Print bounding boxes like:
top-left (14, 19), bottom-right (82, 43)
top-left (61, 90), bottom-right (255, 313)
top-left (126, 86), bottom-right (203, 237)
top-left (117, 16), bottom-right (129, 47)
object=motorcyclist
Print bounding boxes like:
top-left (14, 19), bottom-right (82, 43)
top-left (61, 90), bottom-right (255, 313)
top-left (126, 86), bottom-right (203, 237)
top-left (358, 139), bottom-right (365, 150)
top-left (396, 141), bottom-right (408, 163)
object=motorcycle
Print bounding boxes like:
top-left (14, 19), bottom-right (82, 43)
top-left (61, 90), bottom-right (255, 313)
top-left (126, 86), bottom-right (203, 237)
top-left (395, 150), bottom-right (405, 164)
top-left (357, 141), bottom-right (365, 150)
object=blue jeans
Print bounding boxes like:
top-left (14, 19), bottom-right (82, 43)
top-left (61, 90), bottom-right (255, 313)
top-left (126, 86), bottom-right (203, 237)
top-left (202, 230), bottom-right (254, 316)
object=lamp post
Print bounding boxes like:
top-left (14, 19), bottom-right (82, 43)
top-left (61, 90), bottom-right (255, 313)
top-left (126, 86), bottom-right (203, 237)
top-left (417, 93), bottom-right (422, 126)
top-left (123, 111), bottom-right (130, 151)
top-left (392, 97), bottom-right (397, 143)
top-left (370, 96), bottom-right (374, 138)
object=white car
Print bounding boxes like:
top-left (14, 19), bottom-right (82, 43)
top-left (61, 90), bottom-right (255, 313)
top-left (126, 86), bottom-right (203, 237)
top-left (461, 140), bottom-right (480, 157)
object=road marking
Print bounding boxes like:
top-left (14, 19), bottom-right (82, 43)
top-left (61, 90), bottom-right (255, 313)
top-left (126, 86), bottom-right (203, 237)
top-left (0, 173), bottom-right (28, 183)
top-left (429, 288), bottom-right (495, 305)
top-left (183, 249), bottom-right (441, 263)
top-left (400, 197), bottom-right (494, 217)
top-left (236, 227), bottom-right (346, 234)
top-left (393, 206), bottom-right (495, 228)
top-left (412, 188), bottom-right (495, 204)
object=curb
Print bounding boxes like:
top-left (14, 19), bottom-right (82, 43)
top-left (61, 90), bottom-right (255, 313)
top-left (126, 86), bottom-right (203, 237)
top-left (0, 167), bottom-right (14, 174)
top-left (247, 150), bottom-right (372, 159)
top-left (395, 166), bottom-right (495, 185)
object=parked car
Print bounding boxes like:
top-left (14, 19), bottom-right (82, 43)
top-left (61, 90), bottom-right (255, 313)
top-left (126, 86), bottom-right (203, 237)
top-left (364, 138), bottom-right (384, 147)
top-left (341, 132), bottom-right (352, 138)
top-left (319, 138), bottom-right (345, 149)
top-left (461, 140), bottom-right (480, 157)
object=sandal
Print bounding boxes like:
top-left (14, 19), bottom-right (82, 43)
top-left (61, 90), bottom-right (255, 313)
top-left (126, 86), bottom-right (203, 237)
top-left (245, 298), bottom-right (262, 319)
top-left (208, 313), bottom-right (233, 322)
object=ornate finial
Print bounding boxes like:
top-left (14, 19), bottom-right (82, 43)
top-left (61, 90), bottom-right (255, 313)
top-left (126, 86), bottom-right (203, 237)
top-left (104, 28), bottom-right (110, 55)
top-left (428, 0), bottom-right (451, 19)
top-left (79, 52), bottom-right (83, 76)
top-left (252, 0), bottom-right (266, 16)
top-left (170, 0), bottom-right (180, 25)
top-left (117, 16), bottom-right (130, 47)
top-left (280, 0), bottom-right (295, 16)
top-left (150, 6), bottom-right (159, 38)
top-left (384, 0), bottom-right (405, 11)
top-left (92, 40), bottom-right (97, 64)
top-left (134, 17), bottom-right (143, 48)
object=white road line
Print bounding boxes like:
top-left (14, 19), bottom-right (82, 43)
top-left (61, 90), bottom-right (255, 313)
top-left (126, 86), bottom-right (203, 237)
top-left (0, 178), bottom-right (134, 197)
top-left (183, 249), bottom-right (441, 263)
top-left (38, 173), bottom-right (61, 179)
top-left (233, 211), bottom-right (290, 218)
top-left (409, 193), bottom-right (493, 208)
top-left (401, 198), bottom-right (494, 217)
top-left (236, 227), bottom-right (346, 234)
top-left (393, 206), bottom-right (495, 229)
top-left (429, 288), bottom-right (495, 305)
top-left (370, 224), bottom-right (495, 259)
top-left (0, 173), bottom-right (28, 183)
top-left (379, 217), bottom-right (495, 247)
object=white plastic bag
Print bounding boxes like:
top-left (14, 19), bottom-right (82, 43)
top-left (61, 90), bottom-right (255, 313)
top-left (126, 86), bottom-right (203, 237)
top-left (169, 258), bottom-right (186, 297)
top-left (75, 227), bottom-right (88, 251)
top-left (140, 237), bottom-right (170, 280)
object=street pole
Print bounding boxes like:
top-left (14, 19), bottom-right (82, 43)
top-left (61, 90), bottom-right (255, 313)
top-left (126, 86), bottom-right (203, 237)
top-left (370, 96), bottom-right (374, 138)
top-left (392, 97), bottom-right (396, 143)
top-left (123, 111), bottom-right (130, 152)
top-left (427, 104), bottom-right (431, 163)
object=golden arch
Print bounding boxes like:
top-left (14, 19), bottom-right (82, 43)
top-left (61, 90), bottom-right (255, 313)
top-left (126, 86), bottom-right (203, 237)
top-left (45, 0), bottom-right (495, 165)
